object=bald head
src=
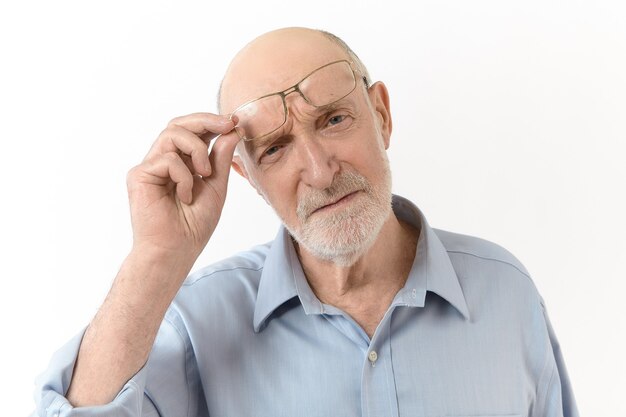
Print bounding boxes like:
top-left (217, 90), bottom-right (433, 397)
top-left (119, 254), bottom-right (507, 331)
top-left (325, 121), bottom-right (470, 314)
top-left (217, 27), bottom-right (370, 115)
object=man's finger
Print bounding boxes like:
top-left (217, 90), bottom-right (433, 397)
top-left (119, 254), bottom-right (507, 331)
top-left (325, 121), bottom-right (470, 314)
top-left (141, 152), bottom-right (194, 204)
top-left (146, 125), bottom-right (211, 176)
top-left (168, 112), bottom-right (234, 139)
top-left (204, 131), bottom-right (241, 186)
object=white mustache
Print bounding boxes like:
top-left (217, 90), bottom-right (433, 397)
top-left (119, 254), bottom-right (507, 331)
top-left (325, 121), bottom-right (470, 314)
top-left (296, 171), bottom-right (370, 221)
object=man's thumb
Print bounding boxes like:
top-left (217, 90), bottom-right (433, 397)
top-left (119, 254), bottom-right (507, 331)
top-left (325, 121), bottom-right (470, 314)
top-left (205, 132), bottom-right (241, 185)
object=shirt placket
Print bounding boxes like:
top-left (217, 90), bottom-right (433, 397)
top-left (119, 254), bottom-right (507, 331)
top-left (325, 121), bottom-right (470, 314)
top-left (360, 305), bottom-right (400, 417)
top-left (320, 303), bottom-right (400, 417)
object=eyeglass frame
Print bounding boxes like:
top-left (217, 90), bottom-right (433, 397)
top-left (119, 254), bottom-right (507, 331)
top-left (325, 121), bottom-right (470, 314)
top-left (228, 59), bottom-right (370, 142)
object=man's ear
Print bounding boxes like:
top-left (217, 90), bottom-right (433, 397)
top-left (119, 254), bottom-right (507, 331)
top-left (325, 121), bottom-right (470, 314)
top-left (367, 81), bottom-right (393, 149)
top-left (231, 154), bottom-right (267, 201)
top-left (231, 154), bottom-right (249, 181)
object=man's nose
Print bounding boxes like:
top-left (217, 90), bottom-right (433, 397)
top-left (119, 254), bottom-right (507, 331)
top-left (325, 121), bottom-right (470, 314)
top-left (293, 132), bottom-right (340, 190)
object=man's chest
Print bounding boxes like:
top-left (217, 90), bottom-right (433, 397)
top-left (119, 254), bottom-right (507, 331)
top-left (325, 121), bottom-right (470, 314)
top-left (195, 298), bottom-right (537, 417)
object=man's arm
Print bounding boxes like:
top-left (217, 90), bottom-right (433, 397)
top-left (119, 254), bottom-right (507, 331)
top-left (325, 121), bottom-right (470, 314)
top-left (66, 248), bottom-right (195, 406)
top-left (56, 113), bottom-right (238, 408)
top-left (33, 307), bottom-right (198, 417)
top-left (532, 299), bottom-right (580, 417)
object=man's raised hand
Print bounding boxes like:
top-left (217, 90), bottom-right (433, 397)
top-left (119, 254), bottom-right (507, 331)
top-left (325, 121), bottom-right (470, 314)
top-left (126, 113), bottom-right (239, 263)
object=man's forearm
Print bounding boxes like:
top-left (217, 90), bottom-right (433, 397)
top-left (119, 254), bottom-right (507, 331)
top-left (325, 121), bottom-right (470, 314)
top-left (66, 248), bottom-right (194, 407)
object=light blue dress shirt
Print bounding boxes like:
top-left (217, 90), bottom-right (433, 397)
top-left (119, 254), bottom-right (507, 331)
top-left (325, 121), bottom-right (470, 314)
top-left (34, 196), bottom-right (578, 417)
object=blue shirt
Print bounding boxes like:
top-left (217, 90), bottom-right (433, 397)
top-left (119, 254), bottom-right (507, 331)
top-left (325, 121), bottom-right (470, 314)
top-left (33, 195), bottom-right (578, 417)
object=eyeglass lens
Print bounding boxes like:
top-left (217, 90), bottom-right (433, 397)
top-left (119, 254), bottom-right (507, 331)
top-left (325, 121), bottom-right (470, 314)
top-left (232, 61), bottom-right (356, 141)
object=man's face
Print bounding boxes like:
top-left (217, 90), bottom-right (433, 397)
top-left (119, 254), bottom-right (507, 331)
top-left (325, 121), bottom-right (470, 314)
top-left (223, 30), bottom-right (393, 265)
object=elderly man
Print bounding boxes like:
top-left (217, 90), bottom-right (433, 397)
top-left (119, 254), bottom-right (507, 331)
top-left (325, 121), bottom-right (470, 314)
top-left (33, 27), bottom-right (578, 417)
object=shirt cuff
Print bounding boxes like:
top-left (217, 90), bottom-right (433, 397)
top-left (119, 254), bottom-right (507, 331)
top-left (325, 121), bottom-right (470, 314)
top-left (33, 329), bottom-right (150, 417)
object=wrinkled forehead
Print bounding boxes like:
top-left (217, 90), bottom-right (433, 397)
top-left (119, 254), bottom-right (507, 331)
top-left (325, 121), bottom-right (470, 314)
top-left (220, 33), bottom-right (349, 115)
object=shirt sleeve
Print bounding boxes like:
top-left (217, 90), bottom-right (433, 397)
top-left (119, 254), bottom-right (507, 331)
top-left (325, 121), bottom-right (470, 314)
top-left (532, 299), bottom-right (580, 417)
top-left (32, 310), bottom-right (204, 417)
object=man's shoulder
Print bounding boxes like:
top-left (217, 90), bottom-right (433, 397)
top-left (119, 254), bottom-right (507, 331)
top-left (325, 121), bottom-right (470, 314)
top-left (157, 242), bottom-right (274, 367)
top-left (166, 242), bottom-right (272, 328)
top-left (181, 241), bottom-right (272, 290)
top-left (433, 228), bottom-right (531, 279)
top-left (433, 228), bottom-right (544, 318)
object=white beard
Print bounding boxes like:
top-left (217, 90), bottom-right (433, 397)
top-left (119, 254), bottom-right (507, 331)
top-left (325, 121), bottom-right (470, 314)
top-left (282, 157), bottom-right (393, 267)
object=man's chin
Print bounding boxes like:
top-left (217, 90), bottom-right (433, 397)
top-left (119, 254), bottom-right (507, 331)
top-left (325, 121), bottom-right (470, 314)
top-left (294, 237), bottom-right (371, 267)
top-left (288, 214), bottom-right (386, 266)
top-left (283, 180), bottom-right (393, 266)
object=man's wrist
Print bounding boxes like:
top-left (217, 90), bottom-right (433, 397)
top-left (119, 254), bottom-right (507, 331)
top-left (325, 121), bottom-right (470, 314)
top-left (112, 246), bottom-right (197, 313)
top-left (129, 242), bottom-right (198, 274)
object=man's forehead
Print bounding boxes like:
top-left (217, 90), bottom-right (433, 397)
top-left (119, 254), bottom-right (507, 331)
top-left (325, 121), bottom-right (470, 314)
top-left (220, 29), bottom-right (349, 114)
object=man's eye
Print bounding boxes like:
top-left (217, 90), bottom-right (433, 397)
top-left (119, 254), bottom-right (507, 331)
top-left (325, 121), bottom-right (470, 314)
top-left (265, 145), bottom-right (281, 156)
top-left (259, 144), bottom-right (285, 163)
top-left (328, 115), bottom-right (346, 126)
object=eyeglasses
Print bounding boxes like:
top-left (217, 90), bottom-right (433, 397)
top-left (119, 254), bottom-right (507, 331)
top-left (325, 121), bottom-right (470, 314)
top-left (229, 60), bottom-right (366, 142)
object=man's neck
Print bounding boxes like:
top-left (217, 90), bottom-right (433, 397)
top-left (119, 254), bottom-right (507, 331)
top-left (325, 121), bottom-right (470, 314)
top-left (294, 213), bottom-right (420, 337)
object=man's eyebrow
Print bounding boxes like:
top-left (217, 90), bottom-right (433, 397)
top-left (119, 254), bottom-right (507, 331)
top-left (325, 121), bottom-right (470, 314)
top-left (314, 97), bottom-right (355, 113)
top-left (244, 133), bottom-right (280, 155)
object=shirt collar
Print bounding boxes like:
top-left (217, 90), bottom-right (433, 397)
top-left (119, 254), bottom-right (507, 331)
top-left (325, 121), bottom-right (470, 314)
top-left (390, 196), bottom-right (470, 320)
top-left (253, 195), bottom-right (470, 332)
top-left (253, 226), bottom-right (299, 332)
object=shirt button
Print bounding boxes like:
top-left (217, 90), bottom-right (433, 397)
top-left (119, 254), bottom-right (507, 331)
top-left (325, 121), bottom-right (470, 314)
top-left (368, 350), bottom-right (378, 363)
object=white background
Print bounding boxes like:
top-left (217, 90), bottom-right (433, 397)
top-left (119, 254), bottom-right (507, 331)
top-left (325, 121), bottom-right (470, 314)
top-left (1, 1), bottom-right (624, 415)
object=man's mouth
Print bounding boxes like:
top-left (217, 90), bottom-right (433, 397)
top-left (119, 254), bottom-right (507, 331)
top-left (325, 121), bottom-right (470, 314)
top-left (311, 190), bottom-right (360, 215)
